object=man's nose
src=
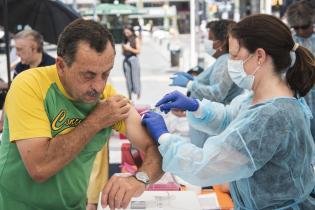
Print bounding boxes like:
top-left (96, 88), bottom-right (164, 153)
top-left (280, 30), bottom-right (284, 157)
top-left (92, 78), bottom-right (105, 92)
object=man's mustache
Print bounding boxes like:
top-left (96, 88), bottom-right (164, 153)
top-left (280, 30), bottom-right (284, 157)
top-left (87, 89), bottom-right (100, 97)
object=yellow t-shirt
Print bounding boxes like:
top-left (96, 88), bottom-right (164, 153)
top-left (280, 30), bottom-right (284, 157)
top-left (5, 64), bottom-right (125, 141)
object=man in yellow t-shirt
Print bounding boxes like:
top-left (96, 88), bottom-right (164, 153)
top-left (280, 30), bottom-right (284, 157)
top-left (0, 19), bottom-right (163, 210)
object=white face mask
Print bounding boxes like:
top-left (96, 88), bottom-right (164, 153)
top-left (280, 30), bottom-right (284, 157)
top-left (204, 40), bottom-right (216, 56)
top-left (228, 55), bottom-right (260, 90)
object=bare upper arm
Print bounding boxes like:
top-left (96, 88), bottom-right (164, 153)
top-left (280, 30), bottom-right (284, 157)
top-left (16, 137), bottom-right (50, 181)
top-left (124, 107), bottom-right (154, 152)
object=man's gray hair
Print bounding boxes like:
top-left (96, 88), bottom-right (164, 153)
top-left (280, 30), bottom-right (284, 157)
top-left (14, 29), bottom-right (44, 53)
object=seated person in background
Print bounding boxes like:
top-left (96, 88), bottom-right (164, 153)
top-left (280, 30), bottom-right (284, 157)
top-left (13, 29), bottom-right (55, 78)
top-left (0, 29), bottom-right (56, 132)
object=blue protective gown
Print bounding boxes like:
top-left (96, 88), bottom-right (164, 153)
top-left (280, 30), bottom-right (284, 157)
top-left (159, 92), bottom-right (315, 209)
top-left (189, 53), bottom-right (243, 103)
top-left (305, 89), bottom-right (315, 137)
top-left (293, 33), bottom-right (315, 55)
top-left (188, 53), bottom-right (243, 147)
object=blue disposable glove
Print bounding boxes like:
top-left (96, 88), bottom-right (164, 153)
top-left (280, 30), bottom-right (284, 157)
top-left (155, 91), bottom-right (199, 114)
top-left (170, 72), bottom-right (193, 87)
top-left (170, 74), bottom-right (190, 87)
top-left (141, 111), bottom-right (169, 144)
top-left (174, 72), bottom-right (194, 80)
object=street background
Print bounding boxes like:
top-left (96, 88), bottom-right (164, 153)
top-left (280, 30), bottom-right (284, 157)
top-left (0, 32), bottom-right (198, 106)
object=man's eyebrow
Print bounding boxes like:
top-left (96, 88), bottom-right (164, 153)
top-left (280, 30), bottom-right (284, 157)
top-left (80, 71), bottom-right (96, 76)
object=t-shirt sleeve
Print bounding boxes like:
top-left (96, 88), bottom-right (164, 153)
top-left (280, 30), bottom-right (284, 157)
top-left (103, 83), bottom-right (126, 134)
top-left (5, 72), bottom-right (52, 141)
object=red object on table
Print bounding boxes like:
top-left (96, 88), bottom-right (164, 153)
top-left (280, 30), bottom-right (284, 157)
top-left (121, 143), bottom-right (143, 166)
top-left (119, 133), bottom-right (127, 139)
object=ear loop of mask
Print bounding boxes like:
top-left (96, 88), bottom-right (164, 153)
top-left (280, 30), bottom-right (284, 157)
top-left (252, 62), bottom-right (262, 76)
top-left (244, 54), bottom-right (261, 76)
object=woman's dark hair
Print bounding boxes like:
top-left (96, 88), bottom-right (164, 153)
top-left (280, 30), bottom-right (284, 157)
top-left (230, 14), bottom-right (315, 97)
top-left (57, 19), bottom-right (115, 66)
top-left (123, 25), bottom-right (135, 34)
top-left (123, 25), bottom-right (136, 43)
top-left (209, 20), bottom-right (236, 53)
top-left (206, 20), bottom-right (217, 30)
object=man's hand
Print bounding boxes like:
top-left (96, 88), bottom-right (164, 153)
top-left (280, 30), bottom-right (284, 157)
top-left (88, 95), bottom-right (130, 131)
top-left (101, 175), bottom-right (145, 210)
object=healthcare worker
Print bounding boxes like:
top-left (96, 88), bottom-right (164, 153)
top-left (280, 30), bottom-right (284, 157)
top-left (170, 20), bottom-right (243, 147)
top-left (170, 19), bottom-right (242, 103)
top-left (142, 14), bottom-right (315, 209)
top-left (286, 0), bottom-right (315, 152)
top-left (286, 0), bottom-right (315, 55)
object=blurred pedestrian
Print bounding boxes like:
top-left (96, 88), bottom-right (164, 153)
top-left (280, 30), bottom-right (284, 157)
top-left (0, 29), bottom-right (56, 133)
top-left (122, 25), bottom-right (141, 100)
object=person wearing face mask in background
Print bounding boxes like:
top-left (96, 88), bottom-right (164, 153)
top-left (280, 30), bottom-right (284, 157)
top-left (142, 14), bottom-right (315, 209)
top-left (203, 21), bottom-right (218, 58)
top-left (285, 0), bottom-right (315, 55)
top-left (286, 1), bottom-right (315, 158)
top-left (169, 20), bottom-right (243, 147)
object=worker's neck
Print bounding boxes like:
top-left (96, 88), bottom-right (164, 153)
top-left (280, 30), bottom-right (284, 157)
top-left (29, 52), bottom-right (43, 68)
top-left (252, 74), bottom-right (293, 105)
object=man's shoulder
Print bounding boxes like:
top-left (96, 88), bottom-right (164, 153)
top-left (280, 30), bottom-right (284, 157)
top-left (103, 83), bottom-right (118, 99)
top-left (13, 65), bottom-right (57, 90)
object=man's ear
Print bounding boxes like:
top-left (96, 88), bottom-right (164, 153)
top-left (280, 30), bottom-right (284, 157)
top-left (56, 57), bottom-right (66, 74)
